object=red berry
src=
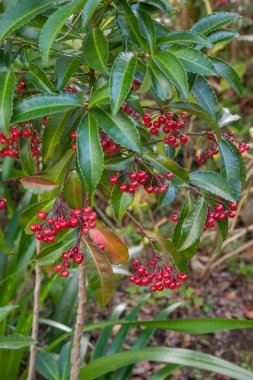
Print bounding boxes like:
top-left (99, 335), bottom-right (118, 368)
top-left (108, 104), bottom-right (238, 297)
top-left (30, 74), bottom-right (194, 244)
top-left (180, 134), bottom-right (188, 144)
top-left (61, 270), bottom-right (70, 278)
top-left (30, 224), bottom-right (37, 232)
top-left (110, 176), bottom-right (118, 184)
top-left (166, 112), bottom-right (174, 120)
top-left (129, 171), bottom-right (137, 180)
top-left (228, 211), bottom-right (235, 219)
top-left (23, 129), bottom-right (32, 138)
top-left (37, 211), bottom-right (47, 220)
top-left (132, 259), bottom-right (139, 267)
top-left (143, 114), bottom-right (151, 123)
top-left (70, 131), bottom-right (77, 140)
top-left (215, 204), bottom-right (223, 213)
top-left (180, 112), bottom-right (188, 120)
top-left (145, 185), bottom-right (154, 194)
top-left (158, 115), bottom-right (166, 124)
top-left (120, 184), bottom-right (128, 192)
top-left (176, 120), bottom-right (184, 129)
top-left (166, 172), bottom-right (174, 180)
top-left (151, 128), bottom-right (158, 135)
top-left (170, 214), bottom-right (179, 223)
top-left (54, 264), bottom-right (62, 272)
top-left (229, 202), bottom-right (237, 211)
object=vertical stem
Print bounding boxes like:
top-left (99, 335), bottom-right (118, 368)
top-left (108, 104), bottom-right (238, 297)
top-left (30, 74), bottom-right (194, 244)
top-left (28, 159), bottom-right (41, 380)
top-left (70, 261), bottom-right (86, 380)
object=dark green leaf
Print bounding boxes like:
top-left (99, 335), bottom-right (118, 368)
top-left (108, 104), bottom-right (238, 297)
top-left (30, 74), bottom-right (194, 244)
top-left (63, 170), bottom-right (83, 208)
top-left (82, 27), bottom-right (109, 74)
top-left (0, 334), bottom-right (35, 349)
top-left (82, 0), bottom-right (101, 28)
top-left (37, 239), bottom-right (75, 265)
top-left (36, 351), bottom-right (60, 380)
top-left (110, 52), bottom-right (137, 115)
top-left (59, 342), bottom-right (71, 380)
top-left (111, 186), bottom-right (134, 222)
top-left (158, 185), bottom-right (178, 208)
top-left (207, 29), bottom-right (239, 45)
top-left (104, 156), bottom-right (134, 171)
top-left (178, 197), bottom-right (207, 251)
top-left (43, 150), bottom-right (75, 185)
top-left (157, 30), bottom-right (212, 48)
top-left (20, 176), bottom-right (59, 194)
top-left (25, 64), bottom-right (55, 93)
top-left (148, 59), bottom-right (172, 101)
top-left (40, 0), bottom-right (86, 65)
top-left (224, 138), bottom-right (246, 189)
top-left (173, 192), bottom-right (195, 245)
top-left (12, 93), bottom-right (83, 122)
top-left (0, 69), bottom-right (16, 134)
top-left (77, 113), bottom-right (104, 193)
top-left (167, 47), bottom-right (216, 76)
top-left (191, 76), bottom-right (219, 121)
top-left (210, 57), bottom-right (242, 95)
top-left (152, 50), bottom-right (189, 99)
top-left (88, 84), bottom-right (110, 108)
top-left (136, 10), bottom-right (156, 53)
top-left (94, 105), bottom-right (142, 153)
top-left (84, 240), bottom-right (115, 307)
top-left (191, 12), bottom-right (239, 35)
top-left (20, 138), bottom-right (35, 175)
top-left (55, 55), bottom-right (82, 90)
top-left (189, 171), bottom-right (237, 202)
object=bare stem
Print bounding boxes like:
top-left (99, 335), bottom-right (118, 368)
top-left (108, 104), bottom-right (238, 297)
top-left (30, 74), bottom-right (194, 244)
top-left (70, 261), bottom-right (86, 380)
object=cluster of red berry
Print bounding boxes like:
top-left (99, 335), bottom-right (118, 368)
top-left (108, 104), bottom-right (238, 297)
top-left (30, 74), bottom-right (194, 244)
top-left (142, 112), bottom-right (188, 146)
top-left (129, 258), bottom-right (187, 292)
top-left (0, 198), bottom-right (7, 210)
top-left (54, 245), bottom-right (84, 278)
top-left (16, 81), bottom-right (25, 94)
top-left (109, 169), bottom-right (175, 194)
top-left (203, 202), bottom-right (237, 230)
top-left (30, 205), bottom-right (97, 243)
top-left (70, 131), bottom-right (77, 151)
top-left (65, 84), bottom-right (78, 93)
top-left (130, 79), bottom-right (141, 91)
top-left (121, 102), bottom-right (140, 119)
top-left (100, 132), bottom-right (119, 153)
top-left (0, 126), bottom-right (41, 158)
top-left (225, 131), bottom-right (250, 154)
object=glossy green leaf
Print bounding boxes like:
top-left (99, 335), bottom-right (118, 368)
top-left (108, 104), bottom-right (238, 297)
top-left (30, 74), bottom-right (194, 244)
top-left (116, 0), bottom-right (147, 50)
top-left (219, 138), bottom-right (241, 201)
top-left (25, 64), bottom-right (55, 93)
top-left (20, 198), bottom-right (56, 234)
top-left (55, 55), bottom-right (82, 90)
top-left (143, 152), bottom-right (189, 183)
top-left (89, 221), bottom-right (129, 264)
top-left (36, 239), bottom-right (75, 265)
top-left (137, 10), bottom-right (156, 53)
top-left (82, 0), bottom-right (101, 28)
top-left (210, 57), bottom-right (242, 95)
top-left (104, 156), bottom-right (134, 171)
top-left (139, 0), bottom-right (174, 11)
top-left (20, 138), bottom-right (35, 175)
top-left (178, 197), bottom-right (207, 251)
top-left (158, 238), bottom-right (188, 273)
top-left (77, 113), bottom-right (104, 193)
top-left (224, 138), bottom-right (246, 189)
top-left (0, 305), bottom-right (19, 322)
top-left (0, 0), bottom-right (63, 41)
top-left (20, 176), bottom-right (59, 194)
top-left (12, 93), bottom-right (83, 122)
top-left (152, 50), bottom-right (189, 99)
top-left (148, 59), bottom-right (172, 101)
top-left (167, 46), bottom-right (216, 76)
top-left (173, 192), bottom-right (195, 245)
top-left (83, 240), bottom-right (115, 307)
top-left (110, 52), bottom-right (137, 115)
top-left (40, 0), bottom-right (86, 65)
top-left (158, 185), bottom-right (178, 208)
top-left (82, 27), bottom-right (109, 74)
top-left (189, 171), bottom-right (237, 202)
top-left (157, 30), bottom-right (212, 47)
top-left (0, 228), bottom-right (12, 254)
top-left (36, 351), bottom-right (60, 380)
top-left (0, 69), bottom-right (16, 134)
top-left (111, 186), bottom-right (134, 222)
top-left (207, 29), bottom-right (239, 45)
top-left (191, 75), bottom-right (219, 121)
top-left (63, 170), bottom-right (83, 208)
top-left (0, 334), bottom-right (34, 349)
top-left (88, 84), bottom-right (110, 108)
top-left (191, 12), bottom-right (239, 35)
top-left (94, 105), bottom-right (142, 153)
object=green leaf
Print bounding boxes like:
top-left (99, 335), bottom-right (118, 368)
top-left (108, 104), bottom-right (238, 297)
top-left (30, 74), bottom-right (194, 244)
top-left (111, 187), bottom-right (134, 222)
top-left (191, 76), bottom-right (219, 121)
top-left (88, 84), bottom-right (110, 108)
top-left (82, 0), bottom-right (101, 28)
top-left (189, 171), bottom-right (237, 202)
top-left (44, 150), bottom-right (75, 185)
top-left (224, 138), bottom-right (246, 189)
top-left (37, 239), bottom-right (75, 265)
top-left (148, 59), bottom-right (172, 101)
top-left (0, 334), bottom-right (35, 349)
top-left (0, 305), bottom-right (18, 322)
top-left (191, 12), bottom-right (239, 35)
top-left (173, 192), bottom-right (195, 245)
top-left (169, 102), bottom-right (220, 137)
top-left (0, 0), bottom-right (63, 42)
top-left (20, 176), bottom-right (59, 194)
top-left (104, 156), bottom-right (134, 171)
top-left (82, 27), bottom-right (109, 74)
top-left (110, 52), bottom-right (137, 115)
top-left (77, 113), bottom-right (104, 193)
top-left (12, 93), bottom-right (83, 122)
top-left (219, 138), bottom-right (241, 201)
top-left (116, 0), bottom-right (147, 50)
top-left (157, 30), bottom-right (212, 48)
top-left (94, 105), bottom-right (142, 153)
top-left (207, 29), bottom-right (239, 45)
top-left (167, 46), bottom-right (216, 76)
top-left (209, 57), bottom-right (242, 95)
top-left (152, 50), bottom-right (189, 99)
top-left (25, 64), bottom-right (55, 93)
top-left (83, 240), bottom-right (115, 307)
top-left (0, 228), bottom-right (13, 254)
top-left (63, 170), bottom-right (83, 209)
top-left (158, 238), bottom-right (188, 273)
top-left (40, 0), bottom-right (86, 65)
top-left (20, 198), bottom-right (56, 234)
top-left (59, 343), bottom-right (71, 380)
top-left (136, 10), bottom-right (156, 53)
top-left (149, 365), bottom-right (181, 380)
top-left (55, 55), bottom-right (82, 91)
top-left (20, 138), bottom-right (35, 175)
top-left (89, 221), bottom-right (129, 264)
top-left (158, 185), bottom-right (178, 208)
top-left (80, 346), bottom-right (253, 380)
top-left (36, 351), bottom-right (60, 380)
top-left (0, 69), bottom-right (16, 134)
top-left (143, 152), bottom-right (189, 183)
top-left (178, 197), bottom-right (207, 251)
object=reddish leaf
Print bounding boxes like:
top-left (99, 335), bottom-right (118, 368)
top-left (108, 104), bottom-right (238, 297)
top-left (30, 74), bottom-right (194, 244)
top-left (89, 221), bottom-right (129, 264)
top-left (20, 176), bottom-right (59, 194)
